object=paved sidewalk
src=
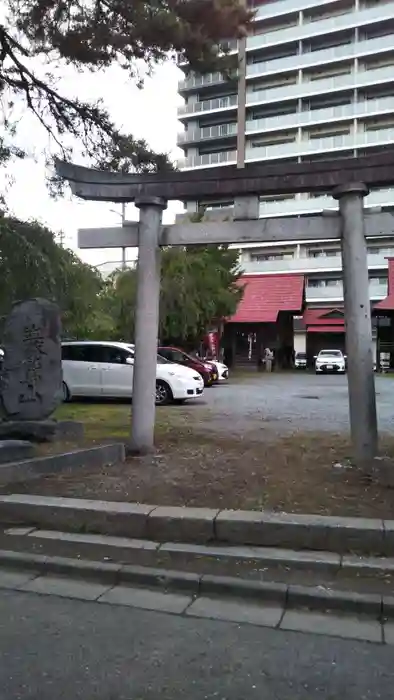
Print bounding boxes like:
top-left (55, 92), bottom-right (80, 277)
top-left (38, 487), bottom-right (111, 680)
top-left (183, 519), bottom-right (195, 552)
top-left (0, 589), bottom-right (392, 699)
top-left (0, 566), bottom-right (390, 645)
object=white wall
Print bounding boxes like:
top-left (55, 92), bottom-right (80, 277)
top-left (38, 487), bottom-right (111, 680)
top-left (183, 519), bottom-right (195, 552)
top-left (372, 338), bottom-right (377, 363)
top-left (294, 331), bottom-right (306, 354)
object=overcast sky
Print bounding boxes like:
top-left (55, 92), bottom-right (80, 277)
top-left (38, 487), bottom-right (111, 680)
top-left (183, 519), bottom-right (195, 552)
top-left (4, 60), bottom-right (184, 268)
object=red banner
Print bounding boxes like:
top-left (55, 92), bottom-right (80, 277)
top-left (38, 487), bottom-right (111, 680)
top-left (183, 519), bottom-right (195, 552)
top-left (204, 331), bottom-right (219, 359)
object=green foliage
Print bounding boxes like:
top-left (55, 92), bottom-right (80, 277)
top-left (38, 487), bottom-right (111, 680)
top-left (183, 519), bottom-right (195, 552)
top-left (0, 215), bottom-right (110, 338)
top-left (105, 246), bottom-right (243, 344)
top-left (0, 218), bottom-right (244, 345)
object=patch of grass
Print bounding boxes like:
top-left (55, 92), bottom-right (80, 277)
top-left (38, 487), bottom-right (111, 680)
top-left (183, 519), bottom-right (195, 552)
top-left (7, 400), bottom-right (394, 519)
top-left (53, 401), bottom-right (197, 442)
top-left (55, 402), bottom-right (131, 441)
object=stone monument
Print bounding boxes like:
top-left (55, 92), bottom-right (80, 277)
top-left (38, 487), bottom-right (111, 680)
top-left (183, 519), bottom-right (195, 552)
top-left (0, 298), bottom-right (67, 447)
top-left (1, 298), bottom-right (62, 419)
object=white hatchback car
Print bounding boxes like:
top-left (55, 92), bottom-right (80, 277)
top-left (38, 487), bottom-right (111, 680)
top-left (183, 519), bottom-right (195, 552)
top-left (61, 341), bottom-right (204, 405)
top-left (315, 349), bottom-right (346, 374)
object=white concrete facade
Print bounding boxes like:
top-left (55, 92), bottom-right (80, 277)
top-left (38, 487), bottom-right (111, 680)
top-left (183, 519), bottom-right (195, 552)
top-left (177, 0), bottom-right (394, 308)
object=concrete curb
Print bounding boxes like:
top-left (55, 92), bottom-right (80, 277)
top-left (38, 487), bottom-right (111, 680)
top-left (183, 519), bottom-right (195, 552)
top-left (0, 495), bottom-right (393, 555)
top-left (0, 549), bottom-right (390, 619)
top-left (0, 444), bottom-right (125, 486)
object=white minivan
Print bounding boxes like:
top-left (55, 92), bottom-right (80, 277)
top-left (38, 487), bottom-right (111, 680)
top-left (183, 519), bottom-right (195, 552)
top-left (61, 341), bottom-right (204, 405)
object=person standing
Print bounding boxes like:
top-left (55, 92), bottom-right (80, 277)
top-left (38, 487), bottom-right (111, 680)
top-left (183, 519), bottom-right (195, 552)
top-left (264, 347), bottom-right (273, 372)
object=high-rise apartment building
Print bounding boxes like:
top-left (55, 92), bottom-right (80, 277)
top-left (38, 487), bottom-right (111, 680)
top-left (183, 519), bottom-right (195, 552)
top-left (177, 0), bottom-right (394, 359)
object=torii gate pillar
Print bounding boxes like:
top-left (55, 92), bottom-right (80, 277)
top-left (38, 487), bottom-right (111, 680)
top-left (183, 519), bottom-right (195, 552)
top-left (334, 183), bottom-right (378, 464)
top-left (130, 196), bottom-right (167, 453)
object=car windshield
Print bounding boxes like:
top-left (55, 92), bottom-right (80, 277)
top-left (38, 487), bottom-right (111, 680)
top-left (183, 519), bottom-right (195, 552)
top-left (156, 354), bottom-right (170, 364)
top-left (319, 350), bottom-right (342, 357)
top-left (126, 345), bottom-right (170, 365)
top-left (296, 353), bottom-right (306, 359)
top-left (177, 350), bottom-right (193, 361)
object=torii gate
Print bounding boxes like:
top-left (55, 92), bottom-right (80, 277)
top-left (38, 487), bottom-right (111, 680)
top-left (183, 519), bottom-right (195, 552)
top-left (56, 149), bottom-right (394, 464)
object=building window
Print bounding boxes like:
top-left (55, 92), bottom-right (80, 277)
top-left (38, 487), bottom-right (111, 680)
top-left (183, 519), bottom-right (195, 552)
top-left (369, 277), bottom-right (387, 285)
top-left (326, 279), bottom-right (342, 287)
top-left (260, 194), bottom-right (295, 202)
top-left (367, 247), bottom-right (394, 255)
top-left (307, 249), bottom-right (341, 258)
top-left (202, 200), bottom-right (234, 210)
top-left (307, 278), bottom-right (342, 288)
top-left (251, 252), bottom-right (294, 262)
top-left (251, 136), bottom-right (296, 148)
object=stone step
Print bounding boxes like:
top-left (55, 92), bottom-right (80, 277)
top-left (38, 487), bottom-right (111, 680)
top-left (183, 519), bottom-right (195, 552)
top-left (2, 527), bottom-right (394, 598)
top-left (0, 494), bottom-right (391, 555)
top-left (0, 545), bottom-right (393, 636)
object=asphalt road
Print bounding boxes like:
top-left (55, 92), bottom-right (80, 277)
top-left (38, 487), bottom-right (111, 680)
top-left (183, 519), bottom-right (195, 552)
top-left (0, 589), bottom-right (392, 700)
top-left (196, 373), bottom-right (394, 436)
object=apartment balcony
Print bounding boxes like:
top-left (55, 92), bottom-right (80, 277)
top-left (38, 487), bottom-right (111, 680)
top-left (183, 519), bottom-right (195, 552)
top-left (178, 150), bottom-right (237, 169)
top-left (305, 281), bottom-right (387, 303)
top-left (179, 96), bottom-right (394, 146)
top-left (178, 94), bottom-right (238, 118)
top-left (240, 253), bottom-right (392, 276)
top-left (178, 122), bottom-right (237, 145)
top-left (246, 65), bottom-right (394, 108)
top-left (246, 95), bottom-right (394, 137)
top-left (179, 71), bottom-right (238, 93)
top-left (246, 34), bottom-right (394, 80)
top-left (258, 189), bottom-right (394, 218)
top-left (245, 127), bottom-right (394, 164)
top-left (253, 0), bottom-right (344, 22)
top-left (247, 5), bottom-right (394, 51)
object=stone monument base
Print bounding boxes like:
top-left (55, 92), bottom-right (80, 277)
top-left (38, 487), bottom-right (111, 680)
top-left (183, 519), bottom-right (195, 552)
top-left (0, 420), bottom-right (84, 443)
top-left (0, 440), bottom-right (34, 464)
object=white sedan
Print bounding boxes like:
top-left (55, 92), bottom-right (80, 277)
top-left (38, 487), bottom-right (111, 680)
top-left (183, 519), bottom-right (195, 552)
top-left (62, 341), bottom-right (204, 405)
top-left (315, 349), bottom-right (346, 374)
top-left (205, 360), bottom-right (229, 381)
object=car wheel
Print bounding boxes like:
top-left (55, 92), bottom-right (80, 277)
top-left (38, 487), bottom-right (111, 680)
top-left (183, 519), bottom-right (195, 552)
top-left (62, 381), bottom-right (71, 403)
top-left (155, 380), bottom-right (172, 406)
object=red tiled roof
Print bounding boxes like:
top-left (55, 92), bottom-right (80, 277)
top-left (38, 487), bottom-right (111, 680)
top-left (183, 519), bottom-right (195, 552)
top-left (303, 307), bottom-right (345, 327)
top-left (374, 258), bottom-right (394, 312)
top-left (307, 325), bottom-right (345, 333)
top-left (228, 274), bottom-right (305, 323)
top-left (374, 297), bottom-right (394, 311)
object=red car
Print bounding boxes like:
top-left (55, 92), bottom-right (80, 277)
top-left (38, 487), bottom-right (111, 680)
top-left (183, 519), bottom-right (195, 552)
top-left (158, 346), bottom-right (217, 386)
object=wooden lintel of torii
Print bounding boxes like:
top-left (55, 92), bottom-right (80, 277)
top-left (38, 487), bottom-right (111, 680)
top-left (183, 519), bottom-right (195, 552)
top-left (78, 210), bottom-right (394, 249)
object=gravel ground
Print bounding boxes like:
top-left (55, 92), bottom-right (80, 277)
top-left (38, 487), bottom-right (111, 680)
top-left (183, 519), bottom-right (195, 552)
top-left (9, 372), bottom-right (394, 516)
top-left (193, 372), bottom-right (394, 437)
top-left (5, 372), bottom-right (393, 514)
